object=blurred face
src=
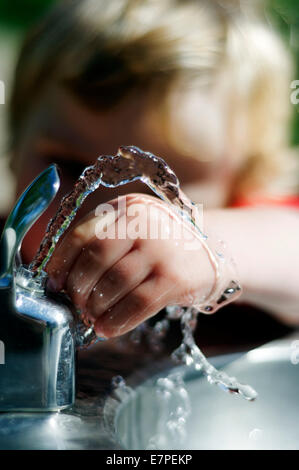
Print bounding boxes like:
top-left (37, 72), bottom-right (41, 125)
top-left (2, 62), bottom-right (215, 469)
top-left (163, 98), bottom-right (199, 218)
top-left (13, 81), bottom-right (242, 261)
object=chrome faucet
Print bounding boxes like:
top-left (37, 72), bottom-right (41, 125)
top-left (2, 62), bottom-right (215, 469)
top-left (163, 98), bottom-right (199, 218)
top-left (0, 165), bottom-right (97, 412)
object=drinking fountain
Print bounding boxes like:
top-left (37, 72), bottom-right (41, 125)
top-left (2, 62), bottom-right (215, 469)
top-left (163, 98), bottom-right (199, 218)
top-left (0, 160), bottom-right (297, 450)
top-left (0, 165), bottom-right (97, 412)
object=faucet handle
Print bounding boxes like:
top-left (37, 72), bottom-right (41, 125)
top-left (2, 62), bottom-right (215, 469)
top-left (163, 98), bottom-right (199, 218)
top-left (0, 165), bottom-right (60, 284)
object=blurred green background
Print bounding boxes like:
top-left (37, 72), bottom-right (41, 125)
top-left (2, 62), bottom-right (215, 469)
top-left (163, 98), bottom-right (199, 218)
top-left (265, 0), bottom-right (299, 144)
top-left (0, 0), bottom-right (57, 28)
top-left (0, 0), bottom-right (298, 142)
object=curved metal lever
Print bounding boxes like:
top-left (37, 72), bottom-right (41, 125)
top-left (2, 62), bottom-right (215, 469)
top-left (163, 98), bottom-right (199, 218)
top-left (0, 165), bottom-right (60, 284)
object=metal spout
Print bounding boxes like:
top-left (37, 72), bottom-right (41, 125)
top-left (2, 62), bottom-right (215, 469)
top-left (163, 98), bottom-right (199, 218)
top-left (0, 166), bottom-right (79, 411)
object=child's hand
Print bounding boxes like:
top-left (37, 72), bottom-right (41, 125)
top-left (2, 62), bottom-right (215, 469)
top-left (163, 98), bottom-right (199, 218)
top-left (47, 194), bottom-right (215, 338)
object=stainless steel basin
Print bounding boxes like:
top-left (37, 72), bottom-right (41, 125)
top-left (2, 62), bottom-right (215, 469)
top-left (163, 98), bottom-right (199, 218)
top-left (1, 334), bottom-right (298, 449)
top-left (115, 335), bottom-right (299, 450)
top-left (0, 399), bottom-right (121, 450)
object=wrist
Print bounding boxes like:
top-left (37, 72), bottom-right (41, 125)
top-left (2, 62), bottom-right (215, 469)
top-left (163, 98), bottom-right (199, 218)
top-left (191, 219), bottom-right (242, 313)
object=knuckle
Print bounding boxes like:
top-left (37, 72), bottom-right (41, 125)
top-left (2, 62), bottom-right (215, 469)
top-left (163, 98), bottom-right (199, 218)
top-left (84, 238), bottom-right (107, 264)
top-left (70, 225), bottom-right (91, 248)
top-left (108, 262), bottom-right (131, 285)
top-left (132, 238), bottom-right (146, 251)
top-left (154, 261), bottom-right (180, 285)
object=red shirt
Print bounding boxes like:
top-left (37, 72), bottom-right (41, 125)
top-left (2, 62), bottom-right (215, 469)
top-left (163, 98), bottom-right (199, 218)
top-left (231, 194), bottom-right (299, 209)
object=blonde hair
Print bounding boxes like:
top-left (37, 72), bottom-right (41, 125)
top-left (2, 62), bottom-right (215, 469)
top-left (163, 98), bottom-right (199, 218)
top-left (10, 0), bottom-right (297, 198)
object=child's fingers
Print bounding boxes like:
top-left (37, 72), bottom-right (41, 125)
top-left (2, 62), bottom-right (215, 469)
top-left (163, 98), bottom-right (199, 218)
top-left (47, 201), bottom-right (128, 291)
top-left (46, 215), bottom-right (104, 290)
top-left (86, 247), bottom-right (153, 320)
top-left (94, 273), bottom-right (177, 338)
top-left (65, 235), bottom-right (134, 308)
top-left (47, 194), bottom-right (159, 290)
top-left (46, 197), bottom-right (124, 289)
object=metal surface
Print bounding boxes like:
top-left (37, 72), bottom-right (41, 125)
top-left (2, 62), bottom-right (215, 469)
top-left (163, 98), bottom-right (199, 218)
top-left (0, 166), bottom-right (77, 411)
top-left (0, 399), bottom-right (119, 450)
top-left (0, 336), bottom-right (298, 449)
top-left (0, 351), bottom-right (235, 449)
top-left (0, 165), bottom-right (100, 412)
top-left (116, 335), bottom-right (299, 450)
top-left (0, 274), bottom-right (76, 412)
top-left (0, 165), bottom-right (59, 282)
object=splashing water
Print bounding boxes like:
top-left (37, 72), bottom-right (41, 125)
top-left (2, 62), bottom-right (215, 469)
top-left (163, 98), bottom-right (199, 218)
top-left (168, 307), bottom-right (257, 400)
top-left (146, 373), bottom-right (191, 450)
top-left (110, 375), bottom-right (135, 403)
top-left (110, 372), bottom-right (190, 450)
top-left (30, 145), bottom-right (257, 401)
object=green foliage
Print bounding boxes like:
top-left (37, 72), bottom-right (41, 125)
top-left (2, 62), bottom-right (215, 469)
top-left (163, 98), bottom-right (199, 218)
top-left (266, 0), bottom-right (299, 145)
top-left (0, 0), bottom-right (56, 28)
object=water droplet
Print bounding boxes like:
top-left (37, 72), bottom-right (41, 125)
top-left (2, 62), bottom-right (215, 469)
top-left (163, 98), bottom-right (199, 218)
top-left (111, 375), bottom-right (126, 389)
top-left (249, 428), bottom-right (263, 441)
